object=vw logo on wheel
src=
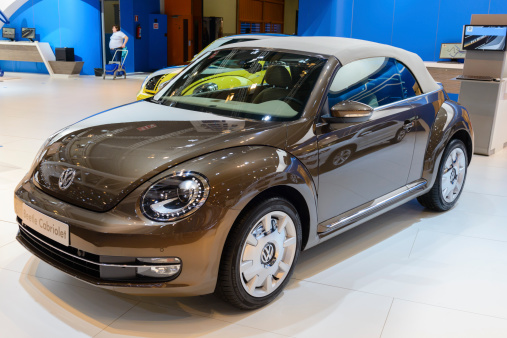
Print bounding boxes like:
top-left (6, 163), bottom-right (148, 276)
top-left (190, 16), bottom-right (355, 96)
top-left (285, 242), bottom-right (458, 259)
top-left (58, 168), bottom-right (76, 191)
top-left (261, 243), bottom-right (275, 265)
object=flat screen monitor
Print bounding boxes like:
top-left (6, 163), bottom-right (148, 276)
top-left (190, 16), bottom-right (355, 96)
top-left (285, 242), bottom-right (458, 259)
top-left (2, 27), bottom-right (15, 41)
top-left (439, 43), bottom-right (466, 60)
top-left (21, 27), bottom-right (35, 41)
top-left (463, 25), bottom-right (507, 51)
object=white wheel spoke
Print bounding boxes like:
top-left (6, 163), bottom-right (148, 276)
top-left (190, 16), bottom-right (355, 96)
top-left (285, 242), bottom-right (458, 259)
top-left (246, 234), bottom-right (258, 246)
top-left (283, 236), bottom-right (297, 248)
top-left (264, 275), bottom-right (274, 293)
top-left (242, 245), bottom-right (257, 261)
top-left (262, 214), bottom-right (272, 233)
top-left (445, 189), bottom-right (453, 201)
top-left (242, 262), bottom-right (262, 282)
top-left (277, 215), bottom-right (288, 234)
top-left (246, 275), bottom-right (259, 293)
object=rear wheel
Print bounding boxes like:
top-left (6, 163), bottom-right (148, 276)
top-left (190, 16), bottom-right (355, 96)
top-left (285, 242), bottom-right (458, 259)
top-left (216, 197), bottom-right (302, 310)
top-left (417, 139), bottom-right (468, 211)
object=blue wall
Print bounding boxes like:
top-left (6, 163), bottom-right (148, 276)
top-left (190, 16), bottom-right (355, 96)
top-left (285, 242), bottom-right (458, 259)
top-left (0, 0), bottom-right (161, 75)
top-left (299, 0), bottom-right (507, 62)
top-left (119, 0), bottom-right (160, 73)
top-left (0, 0), bottom-right (102, 75)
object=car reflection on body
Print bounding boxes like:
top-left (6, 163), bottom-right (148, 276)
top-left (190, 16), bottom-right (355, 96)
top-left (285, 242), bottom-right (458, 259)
top-left (14, 37), bottom-right (473, 310)
top-left (136, 34), bottom-right (287, 100)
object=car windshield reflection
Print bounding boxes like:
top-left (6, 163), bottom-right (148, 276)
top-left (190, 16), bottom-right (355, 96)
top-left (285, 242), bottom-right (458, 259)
top-left (154, 49), bottom-right (327, 121)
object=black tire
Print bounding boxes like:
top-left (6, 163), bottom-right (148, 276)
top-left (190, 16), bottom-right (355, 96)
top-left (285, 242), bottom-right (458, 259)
top-left (390, 128), bottom-right (406, 144)
top-left (215, 197), bottom-right (302, 310)
top-left (417, 139), bottom-right (468, 211)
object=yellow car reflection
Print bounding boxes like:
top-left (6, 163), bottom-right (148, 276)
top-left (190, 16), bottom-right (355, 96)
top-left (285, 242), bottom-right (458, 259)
top-left (136, 34), bottom-right (288, 100)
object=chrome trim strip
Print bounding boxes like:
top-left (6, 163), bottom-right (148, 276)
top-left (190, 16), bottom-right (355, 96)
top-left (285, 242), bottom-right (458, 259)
top-left (318, 179), bottom-right (427, 234)
top-left (18, 225), bottom-right (180, 268)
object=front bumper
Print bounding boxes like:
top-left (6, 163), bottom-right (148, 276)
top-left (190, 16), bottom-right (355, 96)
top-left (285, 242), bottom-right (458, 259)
top-left (14, 178), bottom-right (239, 296)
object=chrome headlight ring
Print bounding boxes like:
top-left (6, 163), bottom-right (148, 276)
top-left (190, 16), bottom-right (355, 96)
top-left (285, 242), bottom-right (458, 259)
top-left (141, 171), bottom-right (210, 222)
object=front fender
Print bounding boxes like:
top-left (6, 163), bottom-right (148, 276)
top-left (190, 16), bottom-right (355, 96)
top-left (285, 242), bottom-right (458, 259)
top-left (170, 145), bottom-right (318, 217)
top-left (422, 100), bottom-right (474, 189)
top-left (141, 145), bottom-right (318, 291)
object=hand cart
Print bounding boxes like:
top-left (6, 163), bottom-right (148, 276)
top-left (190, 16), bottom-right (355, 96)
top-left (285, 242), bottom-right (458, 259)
top-left (103, 48), bottom-right (128, 80)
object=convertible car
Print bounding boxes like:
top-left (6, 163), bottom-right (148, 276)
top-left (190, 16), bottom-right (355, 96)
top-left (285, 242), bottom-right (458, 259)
top-left (14, 37), bottom-right (473, 310)
top-left (136, 34), bottom-right (286, 100)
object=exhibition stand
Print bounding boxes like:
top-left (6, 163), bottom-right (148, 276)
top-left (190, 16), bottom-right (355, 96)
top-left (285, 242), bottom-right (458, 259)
top-left (0, 41), bottom-right (82, 76)
top-left (458, 14), bottom-right (507, 156)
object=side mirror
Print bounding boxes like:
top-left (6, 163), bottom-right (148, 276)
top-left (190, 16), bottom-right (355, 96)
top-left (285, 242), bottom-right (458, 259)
top-left (322, 100), bottom-right (374, 123)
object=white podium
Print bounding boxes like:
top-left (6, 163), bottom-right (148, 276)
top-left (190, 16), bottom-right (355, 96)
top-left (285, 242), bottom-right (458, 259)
top-left (458, 14), bottom-right (507, 155)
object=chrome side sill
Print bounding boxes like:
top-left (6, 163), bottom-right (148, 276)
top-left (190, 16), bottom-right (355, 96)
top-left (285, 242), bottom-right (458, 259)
top-left (318, 179), bottom-right (427, 235)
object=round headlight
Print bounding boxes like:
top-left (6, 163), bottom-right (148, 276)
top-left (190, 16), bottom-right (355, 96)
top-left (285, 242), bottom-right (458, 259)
top-left (141, 172), bottom-right (209, 221)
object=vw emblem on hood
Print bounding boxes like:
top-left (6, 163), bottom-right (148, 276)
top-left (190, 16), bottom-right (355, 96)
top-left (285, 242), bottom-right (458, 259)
top-left (58, 168), bottom-right (76, 191)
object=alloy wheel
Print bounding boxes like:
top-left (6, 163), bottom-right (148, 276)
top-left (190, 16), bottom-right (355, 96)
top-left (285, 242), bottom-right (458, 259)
top-left (441, 147), bottom-right (466, 203)
top-left (239, 211), bottom-right (297, 297)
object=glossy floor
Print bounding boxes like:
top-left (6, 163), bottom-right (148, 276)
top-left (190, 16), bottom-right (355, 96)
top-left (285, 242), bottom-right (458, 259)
top-left (1, 73), bottom-right (507, 337)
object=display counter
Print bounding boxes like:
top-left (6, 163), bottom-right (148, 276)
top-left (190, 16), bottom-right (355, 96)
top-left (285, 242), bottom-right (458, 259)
top-left (0, 41), bottom-right (82, 76)
top-left (0, 41), bottom-right (56, 75)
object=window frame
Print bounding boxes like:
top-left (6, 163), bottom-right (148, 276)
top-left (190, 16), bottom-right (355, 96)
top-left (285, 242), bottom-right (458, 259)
top-left (325, 56), bottom-right (424, 112)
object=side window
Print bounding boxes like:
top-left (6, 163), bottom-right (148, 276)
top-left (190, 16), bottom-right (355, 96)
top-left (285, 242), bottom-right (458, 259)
top-left (395, 60), bottom-right (422, 99)
top-left (328, 57), bottom-right (404, 109)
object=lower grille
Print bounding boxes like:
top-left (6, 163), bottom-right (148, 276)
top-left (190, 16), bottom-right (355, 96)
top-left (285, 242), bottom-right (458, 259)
top-left (16, 217), bottom-right (181, 286)
top-left (18, 222), bottom-right (102, 277)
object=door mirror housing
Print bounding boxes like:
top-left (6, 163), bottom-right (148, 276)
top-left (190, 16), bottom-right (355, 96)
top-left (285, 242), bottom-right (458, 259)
top-left (322, 100), bottom-right (374, 123)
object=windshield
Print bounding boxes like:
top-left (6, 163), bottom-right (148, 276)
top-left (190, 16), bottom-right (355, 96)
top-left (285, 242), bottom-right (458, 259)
top-left (192, 38), bottom-right (258, 61)
top-left (155, 49), bottom-right (327, 121)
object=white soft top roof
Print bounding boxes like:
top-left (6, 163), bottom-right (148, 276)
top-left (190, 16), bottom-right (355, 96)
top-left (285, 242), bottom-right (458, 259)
top-left (217, 36), bottom-right (440, 93)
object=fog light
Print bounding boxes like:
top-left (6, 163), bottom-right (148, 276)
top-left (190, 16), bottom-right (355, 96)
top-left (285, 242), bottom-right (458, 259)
top-left (137, 265), bottom-right (181, 278)
top-left (136, 257), bottom-right (181, 278)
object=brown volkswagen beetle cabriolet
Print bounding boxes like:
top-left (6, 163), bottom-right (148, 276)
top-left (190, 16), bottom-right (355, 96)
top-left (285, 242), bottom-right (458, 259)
top-left (14, 37), bottom-right (473, 309)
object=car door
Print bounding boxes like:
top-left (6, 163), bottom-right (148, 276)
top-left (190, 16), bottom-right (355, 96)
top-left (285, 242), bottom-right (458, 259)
top-left (316, 57), bottom-right (422, 224)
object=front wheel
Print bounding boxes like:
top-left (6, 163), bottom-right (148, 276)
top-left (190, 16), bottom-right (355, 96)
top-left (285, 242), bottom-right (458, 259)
top-left (216, 197), bottom-right (302, 310)
top-left (417, 139), bottom-right (468, 211)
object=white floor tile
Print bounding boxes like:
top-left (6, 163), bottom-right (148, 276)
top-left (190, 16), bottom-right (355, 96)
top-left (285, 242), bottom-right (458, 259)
top-left (0, 267), bottom-right (138, 338)
top-left (95, 301), bottom-right (286, 338)
top-left (124, 280), bottom-right (393, 338)
top-left (0, 220), bottom-right (18, 246)
top-left (382, 299), bottom-right (507, 338)
top-left (464, 164), bottom-right (507, 197)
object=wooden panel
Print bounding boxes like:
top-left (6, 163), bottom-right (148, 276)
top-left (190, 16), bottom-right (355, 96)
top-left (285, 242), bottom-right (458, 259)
top-left (48, 61), bottom-right (84, 75)
top-left (0, 45), bottom-right (43, 62)
top-left (167, 15), bottom-right (194, 65)
top-left (164, 0), bottom-right (192, 16)
top-left (263, 2), bottom-right (284, 22)
top-left (427, 67), bottom-right (462, 94)
top-left (167, 17), bottom-right (184, 65)
top-left (238, 0), bottom-right (263, 22)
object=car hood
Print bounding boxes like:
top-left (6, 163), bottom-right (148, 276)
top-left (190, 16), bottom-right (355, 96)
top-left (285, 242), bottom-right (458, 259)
top-left (33, 101), bottom-right (287, 212)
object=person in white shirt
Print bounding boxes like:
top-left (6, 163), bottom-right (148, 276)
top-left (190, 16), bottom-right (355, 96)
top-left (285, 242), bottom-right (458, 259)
top-left (109, 25), bottom-right (128, 62)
